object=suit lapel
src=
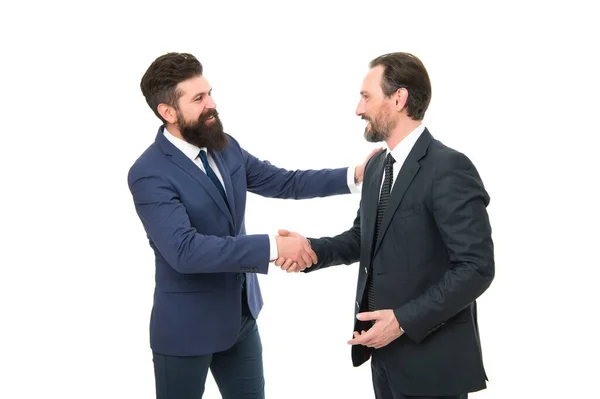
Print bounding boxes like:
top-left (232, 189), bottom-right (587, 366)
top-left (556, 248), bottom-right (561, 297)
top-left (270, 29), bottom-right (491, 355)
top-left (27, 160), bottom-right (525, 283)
top-left (211, 149), bottom-right (237, 230)
top-left (156, 130), bottom-right (235, 230)
top-left (363, 152), bottom-right (385, 259)
top-left (372, 129), bottom-right (433, 256)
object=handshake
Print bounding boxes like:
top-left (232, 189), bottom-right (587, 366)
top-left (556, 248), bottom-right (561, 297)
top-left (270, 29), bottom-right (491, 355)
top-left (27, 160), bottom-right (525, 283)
top-left (273, 229), bottom-right (316, 273)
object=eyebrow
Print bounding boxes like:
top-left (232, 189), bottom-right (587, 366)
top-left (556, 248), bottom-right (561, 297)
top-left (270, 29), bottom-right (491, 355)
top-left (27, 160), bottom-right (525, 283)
top-left (360, 91), bottom-right (369, 96)
top-left (192, 88), bottom-right (212, 101)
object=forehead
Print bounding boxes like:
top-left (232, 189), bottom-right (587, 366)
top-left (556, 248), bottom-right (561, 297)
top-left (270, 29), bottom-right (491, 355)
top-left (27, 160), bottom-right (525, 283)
top-left (177, 75), bottom-right (211, 98)
top-left (361, 65), bottom-right (384, 93)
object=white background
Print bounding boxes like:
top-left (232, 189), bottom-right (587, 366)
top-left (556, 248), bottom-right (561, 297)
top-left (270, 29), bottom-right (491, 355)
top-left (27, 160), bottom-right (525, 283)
top-left (1, 1), bottom-right (599, 398)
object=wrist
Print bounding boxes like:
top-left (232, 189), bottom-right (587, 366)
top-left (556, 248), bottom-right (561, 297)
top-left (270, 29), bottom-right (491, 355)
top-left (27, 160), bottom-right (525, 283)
top-left (392, 311), bottom-right (404, 333)
top-left (269, 235), bottom-right (282, 262)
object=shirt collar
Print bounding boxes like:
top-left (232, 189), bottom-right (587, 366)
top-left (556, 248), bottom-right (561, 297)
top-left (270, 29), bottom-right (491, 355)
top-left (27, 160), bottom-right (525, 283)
top-left (385, 123), bottom-right (425, 163)
top-left (163, 127), bottom-right (206, 161)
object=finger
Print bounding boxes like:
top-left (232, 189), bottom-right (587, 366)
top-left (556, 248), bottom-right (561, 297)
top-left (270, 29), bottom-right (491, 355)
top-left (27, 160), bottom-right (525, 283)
top-left (305, 245), bottom-right (318, 264)
top-left (279, 259), bottom-right (290, 271)
top-left (348, 329), bottom-right (375, 345)
top-left (281, 258), bottom-right (294, 271)
top-left (287, 262), bottom-right (301, 273)
top-left (361, 331), bottom-right (378, 347)
top-left (278, 229), bottom-right (290, 236)
top-left (360, 327), bottom-right (379, 345)
top-left (274, 257), bottom-right (285, 267)
top-left (347, 331), bottom-right (362, 344)
top-left (348, 335), bottom-right (368, 345)
top-left (285, 262), bottom-right (298, 272)
top-left (299, 251), bottom-right (313, 268)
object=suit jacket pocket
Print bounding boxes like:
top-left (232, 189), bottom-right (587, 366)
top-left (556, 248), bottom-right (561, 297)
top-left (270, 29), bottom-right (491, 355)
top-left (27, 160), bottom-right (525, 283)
top-left (397, 203), bottom-right (421, 219)
top-left (230, 165), bottom-right (243, 178)
top-left (449, 306), bottom-right (472, 323)
top-left (158, 276), bottom-right (219, 293)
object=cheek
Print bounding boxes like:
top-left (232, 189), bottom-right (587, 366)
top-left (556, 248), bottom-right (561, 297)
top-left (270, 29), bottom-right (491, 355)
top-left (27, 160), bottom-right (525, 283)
top-left (182, 104), bottom-right (204, 121)
top-left (377, 104), bottom-right (392, 121)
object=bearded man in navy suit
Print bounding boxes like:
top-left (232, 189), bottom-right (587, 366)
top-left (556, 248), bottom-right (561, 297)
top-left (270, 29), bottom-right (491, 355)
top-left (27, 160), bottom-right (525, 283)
top-left (127, 52), bottom-right (378, 399)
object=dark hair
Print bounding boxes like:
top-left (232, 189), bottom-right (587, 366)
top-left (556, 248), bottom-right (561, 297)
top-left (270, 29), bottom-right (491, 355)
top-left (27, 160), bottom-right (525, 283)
top-left (140, 52), bottom-right (203, 123)
top-left (369, 52), bottom-right (431, 120)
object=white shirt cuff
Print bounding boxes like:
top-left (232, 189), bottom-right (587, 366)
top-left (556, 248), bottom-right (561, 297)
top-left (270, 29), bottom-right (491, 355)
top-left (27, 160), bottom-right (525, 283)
top-left (269, 235), bottom-right (278, 261)
top-left (347, 167), bottom-right (360, 193)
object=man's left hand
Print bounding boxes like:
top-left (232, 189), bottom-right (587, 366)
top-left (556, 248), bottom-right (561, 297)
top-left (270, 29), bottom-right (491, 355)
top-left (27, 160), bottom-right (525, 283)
top-left (347, 310), bottom-right (404, 349)
top-left (354, 147), bottom-right (384, 184)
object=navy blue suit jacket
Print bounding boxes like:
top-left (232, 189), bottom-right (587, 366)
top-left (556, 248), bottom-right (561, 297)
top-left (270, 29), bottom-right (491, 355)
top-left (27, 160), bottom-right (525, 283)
top-left (128, 126), bottom-right (351, 356)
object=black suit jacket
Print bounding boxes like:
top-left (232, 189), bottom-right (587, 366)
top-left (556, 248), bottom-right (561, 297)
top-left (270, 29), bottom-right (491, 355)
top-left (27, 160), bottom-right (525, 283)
top-left (305, 129), bottom-right (494, 396)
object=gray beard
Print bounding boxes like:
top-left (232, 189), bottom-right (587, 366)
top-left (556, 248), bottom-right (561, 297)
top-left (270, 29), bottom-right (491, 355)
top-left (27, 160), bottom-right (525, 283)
top-left (364, 128), bottom-right (388, 143)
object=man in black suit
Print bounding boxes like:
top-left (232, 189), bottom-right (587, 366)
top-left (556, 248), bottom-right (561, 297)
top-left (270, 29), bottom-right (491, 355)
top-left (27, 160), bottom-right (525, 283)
top-left (276, 52), bottom-right (494, 398)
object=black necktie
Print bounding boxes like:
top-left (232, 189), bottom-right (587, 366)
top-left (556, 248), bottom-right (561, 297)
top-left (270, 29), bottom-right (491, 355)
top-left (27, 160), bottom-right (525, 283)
top-left (198, 149), bottom-right (228, 204)
top-left (366, 152), bottom-right (395, 312)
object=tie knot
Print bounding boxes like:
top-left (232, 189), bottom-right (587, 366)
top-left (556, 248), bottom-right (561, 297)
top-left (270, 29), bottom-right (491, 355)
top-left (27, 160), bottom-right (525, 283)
top-left (386, 152), bottom-right (396, 165)
top-left (198, 149), bottom-right (208, 160)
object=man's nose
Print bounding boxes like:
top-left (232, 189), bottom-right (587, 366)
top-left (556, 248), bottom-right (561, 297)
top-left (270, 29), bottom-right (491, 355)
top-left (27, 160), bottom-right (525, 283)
top-left (205, 97), bottom-right (216, 109)
top-left (355, 102), bottom-right (364, 116)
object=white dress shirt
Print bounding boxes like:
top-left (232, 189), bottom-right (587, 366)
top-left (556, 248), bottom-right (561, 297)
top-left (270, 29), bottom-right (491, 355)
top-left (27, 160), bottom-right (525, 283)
top-left (164, 128), bottom-right (359, 262)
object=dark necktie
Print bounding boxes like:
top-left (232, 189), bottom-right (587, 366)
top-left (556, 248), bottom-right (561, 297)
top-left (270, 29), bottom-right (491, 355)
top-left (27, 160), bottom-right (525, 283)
top-left (366, 152), bottom-right (396, 312)
top-left (198, 149), bottom-right (228, 204)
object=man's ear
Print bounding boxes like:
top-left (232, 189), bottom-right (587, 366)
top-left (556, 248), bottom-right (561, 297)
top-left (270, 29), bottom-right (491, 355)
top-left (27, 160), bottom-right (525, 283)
top-left (395, 88), bottom-right (408, 111)
top-left (158, 103), bottom-right (177, 124)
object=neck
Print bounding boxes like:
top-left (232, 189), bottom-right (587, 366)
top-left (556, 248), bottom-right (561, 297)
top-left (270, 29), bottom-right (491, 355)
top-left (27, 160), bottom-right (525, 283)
top-left (165, 123), bottom-right (184, 140)
top-left (386, 118), bottom-right (422, 151)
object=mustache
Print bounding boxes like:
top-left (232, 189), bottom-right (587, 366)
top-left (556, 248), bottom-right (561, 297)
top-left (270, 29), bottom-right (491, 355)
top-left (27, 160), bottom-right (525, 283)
top-left (199, 109), bottom-right (219, 123)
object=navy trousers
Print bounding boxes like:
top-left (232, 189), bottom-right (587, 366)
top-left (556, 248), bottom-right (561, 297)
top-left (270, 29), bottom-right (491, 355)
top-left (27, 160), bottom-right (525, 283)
top-left (152, 279), bottom-right (264, 399)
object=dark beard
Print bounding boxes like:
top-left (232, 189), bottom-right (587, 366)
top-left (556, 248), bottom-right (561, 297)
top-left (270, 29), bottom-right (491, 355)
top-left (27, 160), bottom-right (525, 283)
top-left (178, 109), bottom-right (228, 151)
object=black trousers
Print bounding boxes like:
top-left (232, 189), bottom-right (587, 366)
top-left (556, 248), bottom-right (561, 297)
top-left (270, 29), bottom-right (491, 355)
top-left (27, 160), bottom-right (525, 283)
top-left (371, 354), bottom-right (468, 399)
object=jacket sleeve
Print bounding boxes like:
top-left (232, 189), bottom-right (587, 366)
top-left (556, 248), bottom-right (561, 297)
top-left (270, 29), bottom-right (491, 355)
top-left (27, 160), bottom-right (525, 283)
top-left (242, 147), bottom-right (351, 199)
top-left (128, 173), bottom-right (270, 274)
top-left (303, 205), bottom-right (362, 272)
top-left (394, 151), bottom-right (495, 343)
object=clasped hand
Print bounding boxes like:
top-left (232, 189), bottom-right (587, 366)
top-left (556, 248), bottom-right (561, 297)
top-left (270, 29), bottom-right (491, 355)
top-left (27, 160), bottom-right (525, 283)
top-left (273, 229), bottom-right (315, 272)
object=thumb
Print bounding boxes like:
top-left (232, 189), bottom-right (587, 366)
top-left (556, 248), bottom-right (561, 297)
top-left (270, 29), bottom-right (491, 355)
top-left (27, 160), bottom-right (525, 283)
top-left (356, 311), bottom-right (379, 321)
top-left (368, 147), bottom-right (384, 160)
top-left (278, 229), bottom-right (290, 236)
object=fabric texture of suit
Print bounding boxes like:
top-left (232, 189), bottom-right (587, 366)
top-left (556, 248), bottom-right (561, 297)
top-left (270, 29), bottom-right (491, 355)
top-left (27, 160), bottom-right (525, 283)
top-left (305, 128), bottom-right (494, 396)
top-left (128, 125), bottom-right (351, 357)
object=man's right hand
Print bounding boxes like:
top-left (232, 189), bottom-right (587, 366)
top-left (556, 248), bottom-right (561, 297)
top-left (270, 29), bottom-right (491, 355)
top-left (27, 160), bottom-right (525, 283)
top-left (274, 229), bottom-right (316, 271)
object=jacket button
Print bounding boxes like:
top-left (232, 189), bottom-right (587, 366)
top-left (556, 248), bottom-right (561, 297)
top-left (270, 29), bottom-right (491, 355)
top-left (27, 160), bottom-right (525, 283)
top-left (364, 267), bottom-right (368, 274)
